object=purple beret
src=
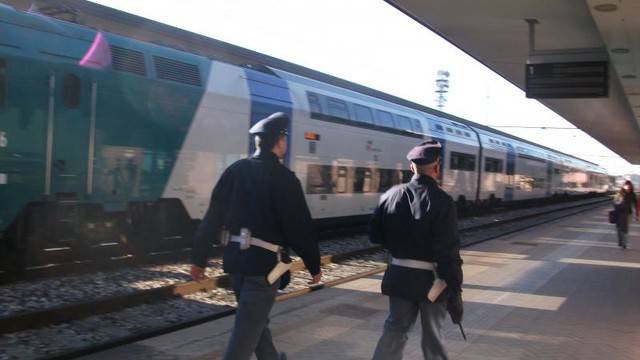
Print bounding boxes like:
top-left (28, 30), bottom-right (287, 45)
top-left (406, 140), bottom-right (442, 164)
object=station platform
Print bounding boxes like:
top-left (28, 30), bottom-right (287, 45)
top-left (80, 207), bottom-right (640, 360)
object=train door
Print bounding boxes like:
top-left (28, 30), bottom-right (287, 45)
top-left (243, 67), bottom-right (292, 165)
top-left (46, 66), bottom-right (94, 199)
top-left (505, 144), bottom-right (515, 201)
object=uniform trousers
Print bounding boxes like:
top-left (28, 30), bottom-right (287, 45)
top-left (223, 274), bottom-right (280, 360)
top-left (372, 296), bottom-right (448, 360)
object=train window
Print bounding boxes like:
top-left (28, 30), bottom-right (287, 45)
top-left (464, 132), bottom-right (471, 137)
top-left (402, 170), bottom-right (412, 183)
top-left (63, 74), bottom-right (81, 108)
top-left (455, 130), bottom-right (462, 135)
top-left (518, 153), bottom-right (546, 163)
top-left (378, 169), bottom-right (394, 192)
top-left (484, 157), bottom-right (503, 173)
top-left (395, 115), bottom-right (413, 131)
top-left (489, 139), bottom-right (494, 143)
top-left (450, 152), bottom-right (476, 171)
top-left (354, 167), bottom-right (373, 193)
top-left (353, 104), bottom-right (374, 124)
top-left (435, 124), bottom-right (444, 131)
top-left (0, 59), bottom-right (5, 107)
top-left (306, 164), bottom-right (333, 194)
top-left (412, 119), bottom-right (423, 133)
top-left (446, 127), bottom-right (453, 133)
top-left (335, 166), bottom-right (349, 193)
top-left (327, 97), bottom-right (350, 120)
top-left (376, 110), bottom-right (394, 128)
top-left (307, 92), bottom-right (322, 114)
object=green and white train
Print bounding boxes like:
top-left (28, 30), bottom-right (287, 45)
top-left (0, 4), bottom-right (610, 267)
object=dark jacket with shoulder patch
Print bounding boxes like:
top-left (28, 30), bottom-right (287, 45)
top-left (192, 150), bottom-right (320, 277)
top-left (370, 174), bottom-right (463, 302)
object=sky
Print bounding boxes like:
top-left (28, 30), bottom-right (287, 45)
top-left (90, 0), bottom-right (639, 176)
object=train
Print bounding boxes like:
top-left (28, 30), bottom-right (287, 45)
top-left (0, 3), bottom-right (611, 267)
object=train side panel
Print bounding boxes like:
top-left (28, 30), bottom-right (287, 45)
top-left (0, 37), bottom-right (50, 232)
top-left (477, 134), bottom-right (507, 202)
top-left (162, 61), bottom-right (250, 220)
top-left (285, 79), bottom-right (425, 219)
top-left (438, 124), bottom-right (479, 203)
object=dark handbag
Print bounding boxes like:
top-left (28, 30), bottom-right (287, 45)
top-left (608, 210), bottom-right (617, 224)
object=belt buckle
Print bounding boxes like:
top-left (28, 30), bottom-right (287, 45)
top-left (240, 228), bottom-right (251, 250)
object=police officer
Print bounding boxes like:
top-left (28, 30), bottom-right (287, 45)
top-left (370, 140), bottom-right (463, 360)
top-left (191, 112), bottom-right (322, 360)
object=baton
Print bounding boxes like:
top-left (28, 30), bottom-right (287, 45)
top-left (458, 323), bottom-right (467, 341)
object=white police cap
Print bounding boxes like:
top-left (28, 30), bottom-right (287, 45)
top-left (249, 112), bottom-right (289, 137)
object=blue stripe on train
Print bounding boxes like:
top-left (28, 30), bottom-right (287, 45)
top-left (243, 68), bottom-right (293, 167)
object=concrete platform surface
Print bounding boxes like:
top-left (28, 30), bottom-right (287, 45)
top-left (80, 207), bottom-right (640, 360)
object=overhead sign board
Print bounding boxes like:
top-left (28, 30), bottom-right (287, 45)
top-left (525, 61), bottom-right (608, 99)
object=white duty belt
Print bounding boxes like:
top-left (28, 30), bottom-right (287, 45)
top-left (390, 257), bottom-right (447, 302)
top-left (225, 228), bottom-right (290, 285)
top-left (391, 257), bottom-right (436, 271)
top-left (230, 235), bottom-right (281, 253)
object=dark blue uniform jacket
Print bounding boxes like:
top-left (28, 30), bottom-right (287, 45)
top-left (192, 150), bottom-right (321, 276)
top-left (370, 174), bottom-right (463, 302)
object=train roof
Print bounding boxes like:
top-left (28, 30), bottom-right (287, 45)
top-left (4, 1), bottom-right (605, 171)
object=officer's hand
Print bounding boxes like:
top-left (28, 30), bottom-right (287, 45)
top-left (309, 270), bottom-right (322, 285)
top-left (191, 265), bottom-right (206, 281)
top-left (447, 292), bottom-right (463, 324)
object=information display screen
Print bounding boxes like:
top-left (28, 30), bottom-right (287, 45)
top-left (525, 61), bottom-right (608, 99)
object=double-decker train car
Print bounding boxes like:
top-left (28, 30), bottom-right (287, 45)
top-left (0, 4), bottom-right (610, 267)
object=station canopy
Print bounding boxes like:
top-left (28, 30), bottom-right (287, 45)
top-left (387, 0), bottom-right (640, 164)
top-left (6, 0), bottom-right (640, 163)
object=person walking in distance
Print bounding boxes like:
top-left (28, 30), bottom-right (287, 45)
top-left (370, 140), bottom-right (463, 360)
top-left (191, 112), bottom-right (322, 360)
top-left (613, 180), bottom-right (638, 249)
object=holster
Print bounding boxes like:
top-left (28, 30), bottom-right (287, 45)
top-left (427, 278), bottom-right (448, 302)
top-left (382, 265), bottom-right (447, 303)
top-left (268, 251), bottom-right (292, 289)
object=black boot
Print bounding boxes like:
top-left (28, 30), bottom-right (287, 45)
top-left (279, 352), bottom-right (287, 360)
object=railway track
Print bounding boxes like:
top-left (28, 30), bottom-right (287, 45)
top-left (0, 224), bottom-right (367, 285)
top-left (0, 197), bottom-right (609, 360)
top-left (0, 194), bottom-right (605, 284)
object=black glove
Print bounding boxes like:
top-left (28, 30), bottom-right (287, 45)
top-left (278, 251), bottom-right (292, 290)
top-left (446, 291), bottom-right (463, 324)
top-left (278, 270), bottom-right (291, 290)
